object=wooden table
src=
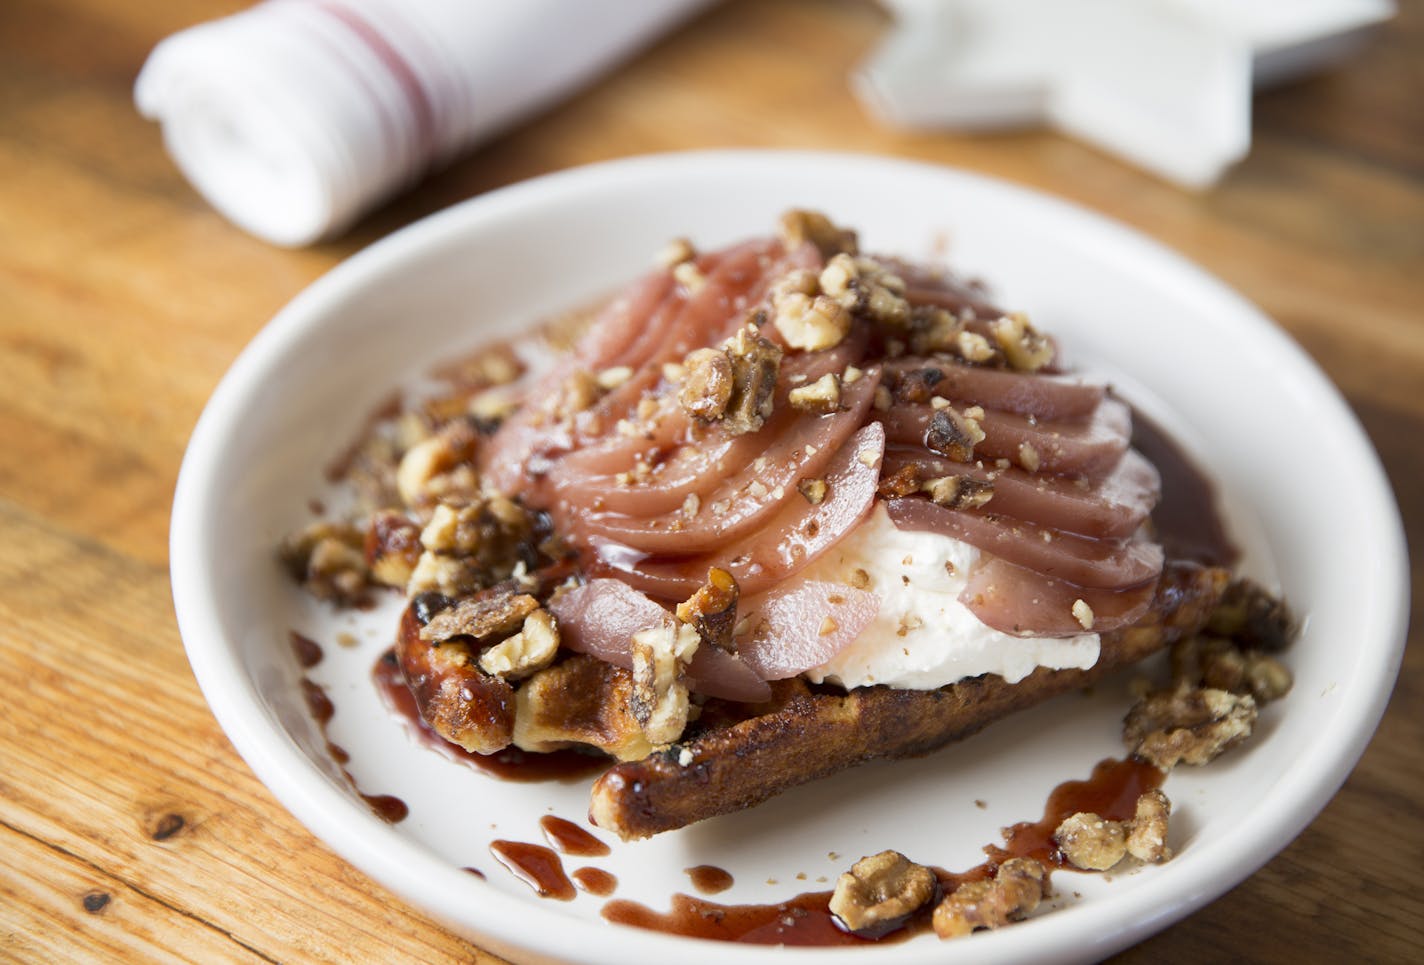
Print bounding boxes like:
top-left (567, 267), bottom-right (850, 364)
top-left (2, 1), bottom-right (1419, 961)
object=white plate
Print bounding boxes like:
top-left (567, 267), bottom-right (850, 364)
top-left (170, 151), bottom-right (1408, 964)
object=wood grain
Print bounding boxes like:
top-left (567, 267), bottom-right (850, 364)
top-left (1, 0), bottom-right (1419, 962)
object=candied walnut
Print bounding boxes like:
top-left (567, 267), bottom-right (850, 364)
top-left (407, 549), bottom-right (483, 598)
top-left (1054, 812), bottom-right (1128, 871)
top-left (877, 463), bottom-right (924, 499)
top-left (956, 329), bottom-right (997, 364)
top-left (1124, 686), bottom-right (1258, 769)
top-left (1055, 789), bottom-right (1173, 870)
top-left (657, 236), bottom-right (696, 268)
top-left (630, 620), bottom-right (700, 746)
top-left (1206, 578), bottom-right (1296, 651)
top-left (990, 313), bottom-right (1054, 372)
top-left (410, 495), bottom-right (535, 592)
top-left (395, 421), bottom-right (478, 506)
top-left (673, 260), bottom-right (706, 293)
top-left (479, 608), bottom-right (560, 681)
top-left (798, 477), bottom-right (828, 505)
top-left (679, 347), bottom-right (734, 421)
top-left (773, 290), bottom-right (852, 352)
top-left (828, 850), bottom-right (937, 938)
top-left (778, 209), bottom-right (858, 258)
top-left (1243, 652), bottom-right (1293, 703)
top-left (788, 372), bottom-right (842, 413)
top-left (513, 654), bottom-right (654, 762)
top-left (552, 369), bottom-right (604, 422)
top-left (905, 307), bottom-right (960, 355)
top-left (280, 521), bottom-right (371, 604)
top-left (721, 327), bottom-right (783, 434)
top-left (932, 858), bottom-right (1045, 940)
top-left (1169, 634), bottom-right (1293, 705)
top-left (923, 475), bottom-right (994, 510)
top-left (817, 253), bottom-right (910, 330)
top-left (419, 587), bottom-right (539, 644)
top-left (889, 366), bottom-right (945, 404)
top-left (924, 407), bottom-right (985, 462)
top-left (1126, 789), bottom-right (1173, 863)
top-left (364, 511), bottom-right (423, 587)
top-left (675, 567), bottom-right (740, 652)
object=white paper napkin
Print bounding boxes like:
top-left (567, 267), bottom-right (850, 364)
top-left (136, 0), bottom-right (710, 246)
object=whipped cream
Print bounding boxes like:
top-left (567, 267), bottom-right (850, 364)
top-left (801, 505), bottom-right (1100, 690)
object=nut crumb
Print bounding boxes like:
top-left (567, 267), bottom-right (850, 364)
top-left (1072, 598), bottom-right (1094, 630)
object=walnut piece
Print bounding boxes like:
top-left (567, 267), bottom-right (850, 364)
top-left (989, 313), bottom-right (1054, 372)
top-left (1054, 789), bottom-right (1174, 871)
top-left (478, 608), bottom-right (560, 681)
top-left (932, 858), bottom-right (1046, 940)
top-left (679, 347), bottom-right (734, 421)
top-left (828, 850), bottom-right (938, 938)
top-left (395, 421), bottom-right (478, 506)
top-left (720, 327), bottom-right (783, 435)
top-left (798, 477), bottom-right (828, 505)
top-left (1123, 686), bottom-right (1257, 769)
top-left (675, 567), bottom-right (740, 652)
top-left (772, 290), bottom-right (852, 352)
top-left (280, 521), bottom-right (371, 605)
top-left (924, 407), bottom-right (985, 462)
top-left (629, 620), bottom-right (700, 746)
top-left (922, 474), bottom-right (994, 510)
top-left (419, 587), bottom-right (539, 644)
top-left (364, 511), bottom-right (424, 587)
top-left (1206, 578), bottom-right (1296, 651)
top-left (788, 372), bottom-right (842, 413)
top-left (1125, 789), bottom-right (1173, 863)
top-left (778, 209), bottom-right (858, 258)
top-left (1054, 812), bottom-right (1127, 871)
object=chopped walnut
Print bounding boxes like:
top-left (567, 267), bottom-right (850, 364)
top-left (924, 407), bottom-right (985, 462)
top-left (596, 365), bottom-right (634, 390)
top-left (675, 567), bottom-right (740, 652)
top-left (772, 290), bottom-right (852, 352)
top-left (828, 850), bottom-right (938, 938)
top-left (1243, 653), bottom-right (1293, 703)
top-left (989, 313), bottom-right (1054, 372)
top-left (1071, 598), bottom-right (1095, 631)
top-left (657, 236), bottom-right (696, 268)
top-left (798, 477), bottom-right (828, 505)
top-left (419, 587), bottom-right (539, 644)
top-left (889, 366), bottom-right (945, 404)
top-left (1124, 686), bottom-right (1258, 769)
top-left (673, 260), bottom-right (706, 293)
top-left (364, 511), bottom-right (423, 587)
top-left (877, 463), bottom-right (924, 499)
top-left (1126, 789), bottom-right (1173, 863)
top-left (478, 608), bottom-right (560, 680)
top-left (395, 421), bottom-right (478, 506)
top-left (922, 475), bottom-right (994, 510)
top-left (815, 253), bottom-right (911, 330)
top-left (1206, 578), bottom-right (1296, 651)
top-left (280, 521), bottom-right (371, 604)
top-left (1055, 788), bottom-right (1174, 870)
top-left (778, 209), bottom-right (858, 258)
top-left (1017, 442), bottom-right (1041, 472)
top-left (788, 372), bottom-right (842, 413)
top-left (932, 858), bottom-right (1045, 940)
top-left (956, 329), bottom-right (997, 364)
top-left (720, 327), bottom-right (783, 434)
top-left (679, 347), bottom-right (734, 421)
top-left (629, 620), bottom-right (700, 745)
top-left (1054, 812), bottom-right (1128, 871)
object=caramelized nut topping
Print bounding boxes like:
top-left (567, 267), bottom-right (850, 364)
top-left (1054, 812), bottom-right (1128, 871)
top-left (679, 347), bottom-right (734, 422)
top-left (773, 290), bottom-right (852, 352)
top-left (922, 475), bottom-right (994, 510)
top-left (420, 587), bottom-right (539, 645)
top-left (778, 209), bottom-right (858, 258)
top-left (788, 372), bottom-right (842, 413)
top-left (828, 850), bottom-right (937, 938)
top-left (990, 313), bottom-right (1054, 372)
top-left (798, 477), bottom-right (828, 505)
top-left (877, 463), bottom-right (924, 499)
top-left (1123, 686), bottom-right (1257, 769)
top-left (676, 568), bottom-right (740, 652)
top-left (720, 328), bottom-right (783, 434)
top-left (932, 858), bottom-right (1045, 939)
top-left (1125, 789), bottom-right (1173, 863)
top-left (657, 236), bottom-right (696, 268)
top-left (630, 620), bottom-right (701, 746)
top-left (924, 407), bottom-right (985, 462)
top-left (479, 608), bottom-right (560, 680)
top-left (280, 521), bottom-right (371, 604)
top-left (1206, 578), bottom-right (1296, 651)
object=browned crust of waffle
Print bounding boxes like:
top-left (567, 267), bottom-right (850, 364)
top-left (395, 605), bottom-right (515, 755)
top-left (589, 561), bottom-right (1228, 840)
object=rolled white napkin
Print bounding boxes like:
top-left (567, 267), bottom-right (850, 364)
top-left (136, 0), bottom-right (709, 246)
